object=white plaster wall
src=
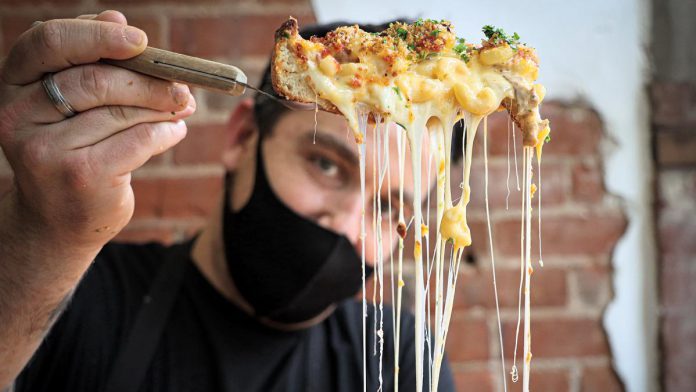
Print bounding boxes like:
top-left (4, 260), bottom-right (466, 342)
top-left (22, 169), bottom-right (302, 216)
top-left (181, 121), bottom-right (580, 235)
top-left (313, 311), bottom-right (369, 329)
top-left (310, 1), bottom-right (657, 391)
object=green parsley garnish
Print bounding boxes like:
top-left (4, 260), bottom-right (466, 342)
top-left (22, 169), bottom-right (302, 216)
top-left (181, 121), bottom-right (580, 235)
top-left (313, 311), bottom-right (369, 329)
top-left (545, 134), bottom-right (551, 143)
top-left (431, 29), bottom-right (440, 37)
top-left (414, 18), bottom-right (425, 27)
top-left (392, 86), bottom-right (402, 99)
top-left (482, 25), bottom-right (521, 49)
top-left (453, 37), bottom-right (471, 62)
top-left (396, 27), bottom-right (408, 40)
top-left (407, 43), bottom-right (416, 51)
top-left (281, 31), bottom-right (290, 39)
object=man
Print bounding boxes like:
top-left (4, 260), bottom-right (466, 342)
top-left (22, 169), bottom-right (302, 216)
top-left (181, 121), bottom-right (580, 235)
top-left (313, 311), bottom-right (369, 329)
top-left (0, 10), bottom-right (455, 392)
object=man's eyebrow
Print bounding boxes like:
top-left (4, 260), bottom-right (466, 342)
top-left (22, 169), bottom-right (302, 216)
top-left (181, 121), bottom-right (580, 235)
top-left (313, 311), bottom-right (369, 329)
top-left (301, 131), bottom-right (359, 167)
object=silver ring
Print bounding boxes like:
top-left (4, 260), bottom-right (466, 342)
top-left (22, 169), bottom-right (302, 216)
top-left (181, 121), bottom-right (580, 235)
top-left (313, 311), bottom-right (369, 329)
top-left (42, 73), bottom-right (77, 118)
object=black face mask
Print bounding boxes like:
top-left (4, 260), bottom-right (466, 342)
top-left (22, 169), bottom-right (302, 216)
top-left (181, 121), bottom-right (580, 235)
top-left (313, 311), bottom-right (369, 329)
top-left (223, 142), bottom-right (373, 324)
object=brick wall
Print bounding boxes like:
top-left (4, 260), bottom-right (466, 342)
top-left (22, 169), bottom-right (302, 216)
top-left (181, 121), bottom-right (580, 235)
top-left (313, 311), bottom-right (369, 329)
top-left (653, 0), bottom-right (696, 390)
top-left (652, 82), bottom-right (696, 392)
top-left (0, 1), bottom-right (627, 391)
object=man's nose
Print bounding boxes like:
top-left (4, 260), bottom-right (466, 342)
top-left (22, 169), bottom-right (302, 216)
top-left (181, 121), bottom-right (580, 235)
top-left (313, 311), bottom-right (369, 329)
top-left (317, 195), bottom-right (363, 246)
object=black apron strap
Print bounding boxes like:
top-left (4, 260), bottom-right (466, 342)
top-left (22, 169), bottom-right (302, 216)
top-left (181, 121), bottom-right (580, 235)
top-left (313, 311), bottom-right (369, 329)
top-left (104, 243), bottom-right (190, 392)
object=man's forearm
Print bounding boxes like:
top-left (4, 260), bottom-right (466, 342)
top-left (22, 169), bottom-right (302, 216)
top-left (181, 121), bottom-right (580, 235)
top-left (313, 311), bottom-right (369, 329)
top-left (0, 192), bottom-right (101, 389)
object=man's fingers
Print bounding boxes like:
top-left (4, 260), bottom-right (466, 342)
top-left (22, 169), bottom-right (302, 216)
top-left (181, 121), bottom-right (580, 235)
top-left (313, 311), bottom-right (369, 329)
top-left (77, 10), bottom-right (127, 24)
top-left (26, 64), bottom-right (192, 123)
top-left (94, 10), bottom-right (128, 25)
top-left (87, 120), bottom-right (187, 176)
top-left (1, 19), bottom-right (147, 86)
top-left (56, 101), bottom-right (195, 149)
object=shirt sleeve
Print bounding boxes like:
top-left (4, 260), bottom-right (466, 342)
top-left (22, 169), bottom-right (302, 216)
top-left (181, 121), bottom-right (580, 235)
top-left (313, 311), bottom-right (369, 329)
top-left (14, 244), bottom-right (147, 392)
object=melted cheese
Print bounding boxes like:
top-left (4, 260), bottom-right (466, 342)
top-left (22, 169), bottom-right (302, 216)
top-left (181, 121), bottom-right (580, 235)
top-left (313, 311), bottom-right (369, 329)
top-left (276, 19), bottom-right (552, 392)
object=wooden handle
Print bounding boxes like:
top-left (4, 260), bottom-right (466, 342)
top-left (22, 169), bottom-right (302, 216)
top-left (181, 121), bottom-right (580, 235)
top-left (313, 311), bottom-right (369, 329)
top-left (103, 47), bottom-right (247, 96)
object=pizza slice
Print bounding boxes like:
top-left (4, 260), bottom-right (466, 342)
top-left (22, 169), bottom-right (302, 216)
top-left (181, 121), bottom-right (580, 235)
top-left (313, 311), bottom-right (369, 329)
top-left (272, 17), bottom-right (549, 149)
top-left (271, 17), bottom-right (550, 392)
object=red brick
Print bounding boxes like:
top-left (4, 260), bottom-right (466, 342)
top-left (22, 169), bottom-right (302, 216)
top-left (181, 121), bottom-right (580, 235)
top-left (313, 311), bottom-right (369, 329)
top-left (444, 317), bottom-right (489, 362)
top-left (452, 369), bottom-right (494, 392)
top-left (660, 255), bottom-right (696, 312)
top-left (2, 16), bottom-right (39, 55)
top-left (579, 366), bottom-right (624, 392)
top-left (572, 161), bottom-right (606, 202)
top-left (656, 131), bottom-right (696, 166)
top-left (173, 123), bottom-right (228, 164)
top-left (659, 215), bottom-right (696, 255)
top-left (662, 315), bottom-right (696, 392)
top-left (483, 103), bottom-right (603, 157)
top-left (132, 176), bottom-right (222, 218)
top-left (494, 213), bottom-right (627, 257)
top-left (651, 82), bottom-right (696, 128)
top-left (114, 226), bottom-right (176, 244)
top-left (503, 318), bottom-right (612, 359)
top-left (127, 16), bottom-right (163, 49)
top-left (509, 369), bottom-right (570, 392)
top-left (452, 159), bottom-right (567, 210)
top-left (575, 265), bottom-right (611, 306)
top-left (454, 268), bottom-right (567, 310)
top-left (170, 13), bottom-right (316, 58)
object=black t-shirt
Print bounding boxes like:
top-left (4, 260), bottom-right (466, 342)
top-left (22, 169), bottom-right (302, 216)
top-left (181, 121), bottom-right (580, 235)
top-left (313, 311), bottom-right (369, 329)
top-left (16, 241), bottom-right (455, 392)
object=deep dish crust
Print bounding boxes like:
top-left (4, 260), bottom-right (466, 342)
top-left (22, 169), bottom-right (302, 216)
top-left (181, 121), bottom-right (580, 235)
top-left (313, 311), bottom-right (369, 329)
top-left (271, 17), bottom-right (341, 114)
top-left (271, 17), bottom-right (549, 146)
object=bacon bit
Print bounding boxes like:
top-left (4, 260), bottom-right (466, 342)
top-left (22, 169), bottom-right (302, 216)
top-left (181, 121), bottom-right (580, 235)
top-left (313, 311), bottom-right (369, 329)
top-left (320, 47), bottom-right (331, 58)
top-left (354, 133), bottom-right (364, 144)
top-left (293, 43), bottom-right (307, 61)
top-left (349, 77), bottom-right (362, 88)
top-left (397, 222), bottom-right (407, 239)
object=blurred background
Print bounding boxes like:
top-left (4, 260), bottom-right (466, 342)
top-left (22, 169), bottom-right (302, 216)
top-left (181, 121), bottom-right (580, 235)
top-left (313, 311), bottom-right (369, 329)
top-left (0, 0), bottom-right (693, 391)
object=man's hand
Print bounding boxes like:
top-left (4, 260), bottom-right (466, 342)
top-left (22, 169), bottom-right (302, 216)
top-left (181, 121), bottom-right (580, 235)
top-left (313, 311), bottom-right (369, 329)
top-left (0, 10), bottom-right (195, 246)
top-left (0, 10), bottom-right (196, 389)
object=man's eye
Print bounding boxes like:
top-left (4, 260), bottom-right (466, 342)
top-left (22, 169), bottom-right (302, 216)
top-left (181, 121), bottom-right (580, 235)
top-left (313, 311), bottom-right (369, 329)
top-left (313, 156), bottom-right (339, 177)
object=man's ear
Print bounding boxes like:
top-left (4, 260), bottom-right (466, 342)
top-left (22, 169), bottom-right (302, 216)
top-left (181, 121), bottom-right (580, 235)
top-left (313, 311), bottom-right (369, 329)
top-left (222, 98), bottom-right (258, 170)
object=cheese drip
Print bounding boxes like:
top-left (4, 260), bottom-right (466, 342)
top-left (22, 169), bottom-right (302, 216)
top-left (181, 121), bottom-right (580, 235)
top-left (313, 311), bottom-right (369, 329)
top-left (276, 20), bottom-right (552, 392)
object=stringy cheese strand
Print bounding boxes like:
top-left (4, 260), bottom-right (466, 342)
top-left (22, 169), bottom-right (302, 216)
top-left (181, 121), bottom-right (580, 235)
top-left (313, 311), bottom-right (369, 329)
top-left (506, 117), bottom-right (512, 210)
top-left (376, 120), bottom-right (385, 392)
top-left (358, 112), bottom-right (368, 392)
top-left (537, 156), bottom-right (544, 268)
top-left (373, 119), bottom-right (379, 357)
top-left (511, 143), bottom-right (526, 383)
top-left (408, 130), bottom-right (426, 392)
top-left (484, 118), bottom-right (508, 392)
top-left (513, 123), bottom-right (520, 191)
top-left (394, 130), bottom-right (407, 392)
top-left (523, 148), bottom-right (533, 392)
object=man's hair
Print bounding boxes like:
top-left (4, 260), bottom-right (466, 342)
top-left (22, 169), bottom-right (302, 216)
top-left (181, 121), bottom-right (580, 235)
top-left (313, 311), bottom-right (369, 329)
top-left (252, 20), bottom-right (464, 162)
